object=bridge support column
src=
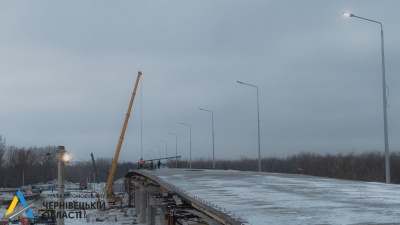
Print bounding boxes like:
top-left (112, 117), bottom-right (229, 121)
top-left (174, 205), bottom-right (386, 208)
top-left (149, 194), bottom-right (166, 225)
top-left (127, 179), bottom-right (134, 207)
top-left (139, 184), bottom-right (147, 223)
top-left (146, 205), bottom-right (155, 225)
top-left (159, 206), bottom-right (168, 225)
top-left (133, 180), bottom-right (140, 216)
top-left (151, 206), bottom-right (157, 225)
top-left (146, 186), bottom-right (158, 225)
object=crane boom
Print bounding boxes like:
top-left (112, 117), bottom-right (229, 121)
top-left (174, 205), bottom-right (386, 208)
top-left (90, 152), bottom-right (99, 183)
top-left (106, 71), bottom-right (142, 196)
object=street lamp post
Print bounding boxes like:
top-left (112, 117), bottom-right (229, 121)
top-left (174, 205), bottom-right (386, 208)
top-left (160, 140), bottom-right (168, 158)
top-left (58, 146), bottom-right (70, 225)
top-left (154, 146), bottom-right (161, 158)
top-left (343, 12), bottom-right (390, 184)
top-left (168, 132), bottom-right (178, 168)
top-left (237, 81), bottom-right (261, 172)
top-left (180, 123), bottom-right (192, 168)
top-left (198, 108), bottom-right (215, 169)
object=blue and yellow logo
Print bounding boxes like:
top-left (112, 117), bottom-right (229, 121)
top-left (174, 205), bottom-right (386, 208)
top-left (5, 190), bottom-right (34, 218)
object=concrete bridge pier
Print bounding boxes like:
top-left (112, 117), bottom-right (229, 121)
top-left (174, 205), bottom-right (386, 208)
top-left (146, 185), bottom-right (159, 225)
top-left (159, 206), bottom-right (168, 225)
top-left (150, 196), bottom-right (168, 225)
top-left (146, 206), bottom-right (156, 225)
top-left (139, 184), bottom-right (147, 223)
top-left (127, 179), bottom-right (134, 207)
top-left (133, 180), bottom-right (140, 216)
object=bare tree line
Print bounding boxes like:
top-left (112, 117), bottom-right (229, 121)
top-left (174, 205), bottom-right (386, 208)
top-left (65, 159), bottom-right (134, 184)
top-left (0, 136), bottom-right (58, 187)
top-left (0, 135), bottom-right (135, 187)
top-left (2, 135), bottom-right (400, 187)
top-left (178, 151), bottom-right (400, 183)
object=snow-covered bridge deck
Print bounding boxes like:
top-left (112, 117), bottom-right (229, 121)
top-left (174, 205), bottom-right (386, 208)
top-left (137, 169), bottom-right (400, 224)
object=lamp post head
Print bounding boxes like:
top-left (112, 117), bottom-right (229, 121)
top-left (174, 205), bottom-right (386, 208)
top-left (237, 81), bottom-right (244, 84)
top-left (199, 107), bottom-right (212, 113)
top-left (342, 12), bottom-right (354, 17)
top-left (62, 153), bottom-right (70, 163)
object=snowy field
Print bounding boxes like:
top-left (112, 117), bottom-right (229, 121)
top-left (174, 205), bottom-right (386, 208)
top-left (141, 169), bottom-right (400, 225)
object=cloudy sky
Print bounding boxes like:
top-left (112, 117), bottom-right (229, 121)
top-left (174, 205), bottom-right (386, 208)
top-left (1, 1), bottom-right (400, 163)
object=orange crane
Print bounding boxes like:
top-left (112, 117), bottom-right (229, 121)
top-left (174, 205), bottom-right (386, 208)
top-left (105, 71), bottom-right (142, 203)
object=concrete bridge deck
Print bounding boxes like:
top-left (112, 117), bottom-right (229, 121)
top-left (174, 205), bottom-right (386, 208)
top-left (136, 169), bottom-right (400, 224)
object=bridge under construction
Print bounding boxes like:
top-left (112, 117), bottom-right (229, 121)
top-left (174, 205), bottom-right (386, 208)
top-left (124, 168), bottom-right (400, 225)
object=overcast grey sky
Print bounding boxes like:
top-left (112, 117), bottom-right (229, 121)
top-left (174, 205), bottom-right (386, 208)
top-left (1, 1), bottom-right (400, 163)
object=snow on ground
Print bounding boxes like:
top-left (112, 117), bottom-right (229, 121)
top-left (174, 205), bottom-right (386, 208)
top-left (1, 183), bottom-right (143, 225)
top-left (143, 169), bottom-right (400, 225)
top-left (0, 192), bottom-right (14, 200)
top-left (5, 170), bottom-right (398, 224)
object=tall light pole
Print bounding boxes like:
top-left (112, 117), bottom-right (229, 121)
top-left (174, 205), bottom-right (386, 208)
top-left (343, 12), bottom-right (390, 184)
top-left (198, 108), bottom-right (215, 169)
top-left (154, 146), bottom-right (161, 158)
top-left (180, 123), bottom-right (192, 168)
top-left (168, 132), bottom-right (178, 168)
top-left (160, 140), bottom-right (168, 158)
top-left (58, 146), bottom-right (70, 225)
top-left (237, 81), bottom-right (261, 172)
top-left (140, 73), bottom-right (143, 159)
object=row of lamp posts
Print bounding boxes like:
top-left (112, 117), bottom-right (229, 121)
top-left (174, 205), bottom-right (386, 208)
top-left (60, 12), bottom-right (391, 184)
top-left (155, 12), bottom-right (391, 182)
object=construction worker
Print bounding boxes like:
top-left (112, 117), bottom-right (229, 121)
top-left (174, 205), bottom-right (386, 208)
top-left (139, 158), bottom-right (143, 169)
top-left (157, 160), bottom-right (161, 169)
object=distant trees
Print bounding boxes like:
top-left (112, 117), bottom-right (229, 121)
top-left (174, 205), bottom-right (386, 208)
top-left (184, 151), bottom-right (400, 183)
top-left (0, 145), bottom-right (135, 187)
top-left (64, 158), bottom-right (135, 184)
top-left (1, 134), bottom-right (400, 187)
top-left (0, 135), bottom-right (6, 186)
top-left (0, 135), bottom-right (135, 187)
top-left (0, 144), bottom-right (58, 187)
